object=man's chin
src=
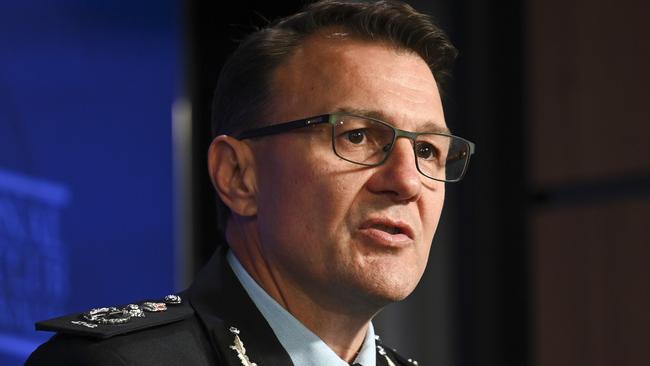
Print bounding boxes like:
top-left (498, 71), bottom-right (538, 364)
top-left (355, 276), bottom-right (420, 308)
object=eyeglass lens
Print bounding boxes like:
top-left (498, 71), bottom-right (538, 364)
top-left (332, 115), bottom-right (471, 181)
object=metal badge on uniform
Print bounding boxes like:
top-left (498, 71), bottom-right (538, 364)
top-left (376, 345), bottom-right (397, 366)
top-left (82, 307), bottom-right (131, 325)
top-left (68, 294), bottom-right (180, 329)
top-left (125, 304), bottom-right (145, 318)
top-left (70, 320), bottom-right (98, 328)
top-left (228, 326), bottom-right (258, 366)
top-left (164, 294), bottom-right (182, 305)
top-left (142, 302), bottom-right (167, 312)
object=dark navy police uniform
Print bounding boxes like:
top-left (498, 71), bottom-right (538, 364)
top-left (26, 247), bottom-right (418, 366)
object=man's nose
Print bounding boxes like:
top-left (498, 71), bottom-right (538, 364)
top-left (366, 138), bottom-right (423, 202)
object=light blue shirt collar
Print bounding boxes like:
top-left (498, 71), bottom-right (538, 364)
top-left (227, 250), bottom-right (377, 366)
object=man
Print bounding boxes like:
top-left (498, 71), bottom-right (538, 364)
top-left (26, 1), bottom-right (474, 365)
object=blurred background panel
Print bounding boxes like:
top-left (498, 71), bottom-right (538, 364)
top-left (533, 198), bottom-right (650, 366)
top-left (0, 1), bottom-right (179, 365)
top-left (530, 0), bottom-right (650, 186)
top-left (529, 1), bottom-right (650, 366)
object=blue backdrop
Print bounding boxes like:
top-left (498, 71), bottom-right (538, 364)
top-left (0, 1), bottom-right (180, 364)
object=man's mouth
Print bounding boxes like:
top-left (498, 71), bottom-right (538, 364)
top-left (372, 224), bottom-right (403, 235)
top-left (358, 218), bottom-right (415, 247)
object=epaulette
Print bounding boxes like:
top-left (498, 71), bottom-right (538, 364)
top-left (35, 294), bottom-right (194, 340)
top-left (375, 335), bottom-right (421, 366)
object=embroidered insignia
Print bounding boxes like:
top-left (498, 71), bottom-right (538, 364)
top-left (228, 326), bottom-right (258, 366)
top-left (384, 356), bottom-right (397, 366)
top-left (376, 345), bottom-right (396, 366)
top-left (125, 304), bottom-right (145, 318)
top-left (164, 294), bottom-right (182, 305)
top-left (82, 307), bottom-right (131, 325)
top-left (70, 320), bottom-right (98, 328)
top-left (142, 302), bottom-right (167, 312)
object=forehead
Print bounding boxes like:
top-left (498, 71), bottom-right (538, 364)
top-left (269, 34), bottom-right (446, 132)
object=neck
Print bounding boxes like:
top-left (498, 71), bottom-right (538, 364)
top-left (226, 220), bottom-right (378, 363)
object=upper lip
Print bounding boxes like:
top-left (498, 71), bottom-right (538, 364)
top-left (359, 217), bottom-right (415, 240)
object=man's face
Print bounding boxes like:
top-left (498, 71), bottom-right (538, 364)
top-left (250, 35), bottom-right (446, 310)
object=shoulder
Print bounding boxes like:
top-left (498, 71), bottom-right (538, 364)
top-left (25, 294), bottom-right (219, 366)
top-left (32, 295), bottom-right (192, 340)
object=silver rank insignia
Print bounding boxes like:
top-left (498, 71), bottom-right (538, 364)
top-left (164, 294), bottom-right (182, 305)
top-left (228, 326), bottom-right (258, 366)
top-left (376, 345), bottom-right (397, 366)
top-left (142, 302), bottom-right (167, 312)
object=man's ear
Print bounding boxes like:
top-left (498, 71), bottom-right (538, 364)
top-left (208, 135), bottom-right (257, 217)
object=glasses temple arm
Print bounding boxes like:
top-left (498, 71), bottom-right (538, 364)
top-left (236, 115), bottom-right (330, 139)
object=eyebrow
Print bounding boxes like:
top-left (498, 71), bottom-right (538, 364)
top-left (333, 107), bottom-right (452, 134)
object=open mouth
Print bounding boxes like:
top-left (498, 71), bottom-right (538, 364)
top-left (372, 224), bottom-right (403, 235)
top-left (359, 218), bottom-right (414, 246)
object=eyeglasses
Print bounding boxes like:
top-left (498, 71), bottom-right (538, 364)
top-left (236, 113), bottom-right (475, 182)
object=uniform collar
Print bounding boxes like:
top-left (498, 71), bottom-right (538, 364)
top-left (227, 250), bottom-right (377, 366)
top-left (187, 245), bottom-right (294, 366)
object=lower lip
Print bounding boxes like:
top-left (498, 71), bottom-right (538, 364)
top-left (358, 228), bottom-right (413, 248)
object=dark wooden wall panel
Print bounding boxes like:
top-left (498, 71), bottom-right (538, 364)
top-left (529, 0), bottom-right (650, 365)
top-left (529, 0), bottom-right (650, 186)
top-left (532, 198), bottom-right (650, 365)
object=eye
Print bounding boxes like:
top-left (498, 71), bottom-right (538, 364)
top-left (346, 130), bottom-right (366, 144)
top-left (415, 142), bottom-right (437, 160)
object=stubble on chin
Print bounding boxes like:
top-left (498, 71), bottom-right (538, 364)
top-left (321, 248), bottom-right (425, 312)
